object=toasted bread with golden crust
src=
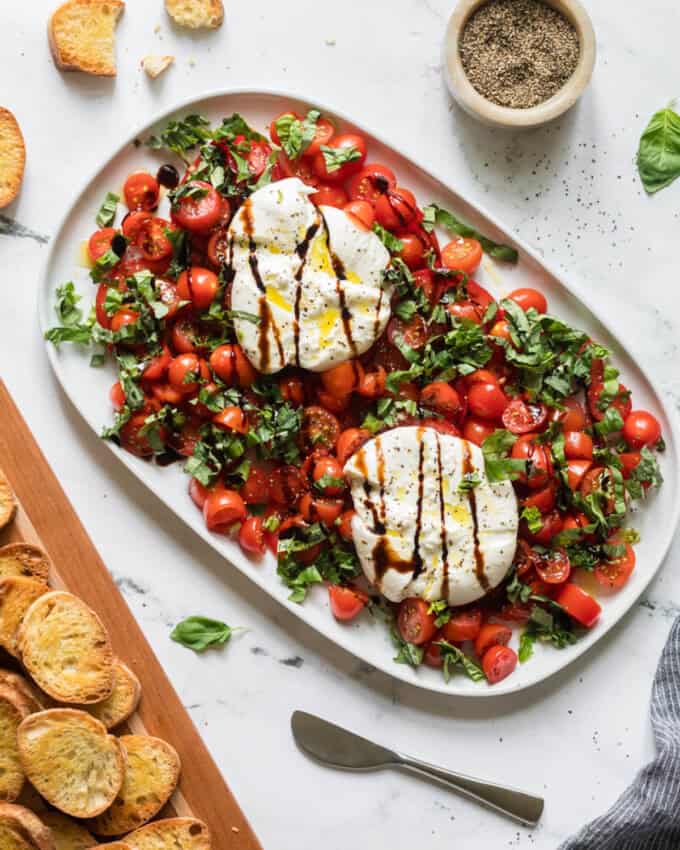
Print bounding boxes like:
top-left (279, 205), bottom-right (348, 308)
top-left (0, 109), bottom-right (26, 209)
top-left (81, 658), bottom-right (141, 730)
top-left (17, 591), bottom-right (114, 704)
top-left (0, 669), bottom-right (49, 714)
top-left (0, 685), bottom-right (28, 801)
top-left (165, 0), bottom-right (222, 29)
top-left (48, 0), bottom-right (124, 76)
top-left (87, 734), bottom-right (180, 835)
top-left (0, 802), bottom-right (54, 850)
top-left (86, 844), bottom-right (130, 849)
top-left (39, 811), bottom-right (95, 850)
top-left (0, 469), bottom-right (17, 530)
top-left (0, 578), bottom-right (50, 658)
top-left (17, 709), bottom-right (125, 818)
top-left (125, 818), bottom-right (211, 850)
top-left (0, 545), bottom-right (51, 582)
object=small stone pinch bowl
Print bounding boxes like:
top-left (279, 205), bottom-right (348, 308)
top-left (443, 0), bottom-right (596, 129)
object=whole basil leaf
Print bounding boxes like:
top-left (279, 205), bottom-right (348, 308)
top-left (637, 105), bottom-right (680, 194)
top-left (170, 616), bottom-right (236, 651)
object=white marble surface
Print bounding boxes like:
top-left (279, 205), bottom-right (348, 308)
top-left (1, 1), bottom-right (680, 847)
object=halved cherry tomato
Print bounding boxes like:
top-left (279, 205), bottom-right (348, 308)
top-left (398, 233), bottom-right (426, 270)
top-left (441, 238), bottom-right (483, 276)
top-left (462, 417), bottom-right (496, 446)
top-left (347, 163), bottom-right (396, 203)
top-left (269, 465), bottom-right (309, 506)
top-left (95, 284), bottom-right (111, 328)
top-left (329, 585), bottom-right (368, 621)
top-left (88, 227), bottom-right (118, 262)
top-left (336, 428), bottom-right (371, 466)
top-left (397, 598), bottom-right (438, 645)
top-left (482, 645), bottom-right (517, 684)
top-left (310, 183), bottom-right (349, 208)
top-left (154, 277), bottom-right (181, 320)
top-left (502, 398), bottom-right (548, 434)
top-left (555, 583), bottom-right (601, 627)
top-left (316, 388), bottom-right (351, 414)
top-left (374, 187), bottom-right (418, 230)
top-left (357, 367), bottom-right (386, 399)
top-left (594, 537), bottom-right (636, 589)
top-left (150, 382), bottom-right (185, 406)
top-left (413, 268), bottom-right (437, 303)
top-left (203, 489), bottom-right (247, 532)
top-left (420, 418), bottom-right (461, 436)
top-left (278, 152), bottom-right (320, 186)
top-left (207, 227), bottom-right (230, 269)
top-left (177, 267), bottom-right (219, 311)
top-left (142, 344), bottom-right (172, 381)
top-left (474, 623), bottom-right (511, 658)
top-left (387, 314), bottom-right (429, 350)
top-left (246, 141), bottom-right (273, 178)
top-left (299, 494), bottom-right (344, 527)
top-left (552, 397), bottom-right (588, 431)
top-left (170, 316), bottom-right (202, 354)
top-left (168, 353), bottom-right (209, 394)
top-left (136, 218), bottom-right (172, 262)
top-left (189, 477), bottom-right (212, 510)
top-left (302, 406), bottom-right (341, 451)
top-left (304, 116), bottom-right (335, 157)
top-left (120, 412), bottom-right (161, 458)
top-left (109, 381), bottom-right (126, 410)
top-left (535, 548), bottom-right (571, 584)
top-left (209, 344), bottom-right (257, 387)
top-left (122, 210), bottom-right (153, 241)
top-left (588, 373), bottom-right (631, 424)
top-left (337, 509), bottom-right (356, 541)
top-left (423, 638), bottom-right (445, 669)
top-left (343, 200), bottom-right (375, 230)
top-left (269, 111), bottom-right (301, 146)
top-left (320, 361), bottom-right (364, 398)
top-left (124, 171), bottom-right (159, 211)
top-left (313, 457), bottom-right (346, 496)
top-left (623, 410), bottom-right (661, 449)
top-left (110, 308), bottom-right (140, 334)
top-left (442, 608), bottom-right (482, 642)
top-left (279, 375), bottom-right (305, 406)
top-left (238, 516), bottom-right (266, 555)
top-left (238, 465), bottom-right (270, 506)
top-left (468, 382), bottom-right (508, 422)
top-left (567, 459), bottom-right (593, 491)
top-left (489, 319), bottom-right (513, 344)
top-left (447, 300), bottom-right (484, 324)
top-left (619, 451), bottom-right (641, 480)
top-left (521, 482), bottom-right (557, 514)
top-left (511, 435), bottom-right (553, 488)
top-left (213, 406), bottom-right (248, 434)
top-left (420, 382), bottom-right (463, 421)
top-left (507, 288), bottom-right (547, 314)
top-left (312, 133), bottom-right (367, 183)
top-left (524, 510), bottom-right (563, 545)
top-left (564, 430), bottom-right (593, 460)
top-left (172, 181), bottom-right (223, 233)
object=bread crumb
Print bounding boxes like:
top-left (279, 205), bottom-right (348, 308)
top-left (232, 826), bottom-right (240, 833)
top-left (141, 55), bottom-right (175, 78)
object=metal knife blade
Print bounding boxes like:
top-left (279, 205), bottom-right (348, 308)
top-left (291, 710), bottom-right (395, 770)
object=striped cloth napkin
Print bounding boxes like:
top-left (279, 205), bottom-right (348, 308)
top-left (560, 617), bottom-right (680, 850)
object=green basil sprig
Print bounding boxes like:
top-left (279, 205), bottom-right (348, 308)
top-left (637, 104), bottom-right (680, 194)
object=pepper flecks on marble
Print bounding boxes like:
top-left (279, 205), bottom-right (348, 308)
top-left (0, 215), bottom-right (49, 244)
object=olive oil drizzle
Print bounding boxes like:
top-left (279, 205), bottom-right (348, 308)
top-left (462, 440), bottom-right (489, 591)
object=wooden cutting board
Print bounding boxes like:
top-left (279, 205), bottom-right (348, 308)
top-left (0, 379), bottom-right (262, 849)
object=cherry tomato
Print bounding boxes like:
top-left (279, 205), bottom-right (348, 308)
top-left (312, 133), bottom-right (367, 183)
top-left (423, 639), bottom-right (445, 669)
top-left (320, 361), bottom-right (364, 398)
top-left (511, 435), bottom-right (553, 489)
top-left (579, 465), bottom-right (607, 498)
top-left (209, 344), bottom-right (257, 387)
top-left (95, 284), bottom-right (111, 328)
top-left (213, 406), bottom-right (248, 434)
top-left (347, 163), bottom-right (396, 203)
top-left (170, 316), bottom-right (202, 354)
top-left (447, 300), bottom-right (484, 324)
top-left (462, 417), bottom-right (496, 446)
top-left (420, 382), bottom-right (463, 421)
top-left (357, 367), bottom-right (387, 399)
top-left (122, 210), bottom-right (153, 241)
top-left (619, 451), bottom-right (641, 480)
top-left (142, 344), bottom-right (172, 382)
top-left (302, 406), bottom-right (341, 451)
top-left (521, 482), bottom-right (557, 514)
top-left (535, 548), bottom-right (571, 584)
top-left (623, 410), bottom-right (662, 449)
top-left (555, 583), bottom-right (601, 628)
top-left (502, 398), bottom-right (548, 434)
top-left (564, 430), bottom-right (594, 460)
top-left (168, 353), bottom-right (209, 394)
top-left (269, 465), bottom-right (309, 506)
top-left (88, 227), bottom-right (118, 262)
top-left (310, 183), bottom-right (349, 208)
top-left (441, 238), bottom-right (483, 276)
top-left (328, 585), bottom-right (368, 621)
top-left (474, 623), bottom-right (512, 659)
top-left (552, 397), bottom-right (588, 431)
top-left (304, 116), bottom-right (335, 157)
top-left (413, 268), bottom-right (436, 303)
top-left (594, 537), bottom-right (636, 589)
top-left (269, 111), bottom-right (301, 146)
top-left (312, 457), bottom-right (346, 496)
top-left (177, 267), bottom-right (219, 311)
top-left (110, 308), bottom-right (139, 334)
top-left (189, 477), bottom-right (211, 510)
top-left (150, 382), bottom-right (185, 406)
top-left (343, 200), bottom-right (375, 230)
top-left (337, 509), bottom-right (356, 541)
top-left (203, 489), bottom-right (247, 532)
top-left (420, 418), bottom-right (460, 436)
top-left (442, 608), bottom-right (482, 642)
top-left (153, 277), bottom-right (181, 320)
top-left (507, 288), bottom-right (547, 313)
top-left (246, 141), bottom-right (273, 179)
top-left (278, 152), bottom-right (320, 186)
top-left (588, 368), bottom-right (631, 424)
top-left (109, 381), bottom-right (126, 410)
top-left (136, 217), bottom-right (172, 262)
top-left (482, 645), bottom-right (518, 684)
top-left (172, 181), bottom-right (223, 233)
top-left (524, 510), bottom-right (563, 545)
top-left (336, 428), bottom-right (371, 466)
top-left (387, 314), bottom-right (429, 350)
top-left (238, 516), bottom-right (266, 555)
top-left (120, 412), bottom-right (161, 458)
top-left (374, 187), bottom-right (418, 230)
top-left (397, 233), bottom-right (426, 270)
top-left (123, 171), bottom-right (159, 211)
top-left (207, 227), bottom-right (230, 269)
top-left (279, 375), bottom-right (305, 406)
top-left (239, 465), bottom-right (270, 505)
top-left (299, 494), bottom-right (344, 527)
top-left (489, 319), bottom-right (513, 343)
top-left (397, 598), bottom-right (438, 646)
top-left (467, 382), bottom-right (508, 422)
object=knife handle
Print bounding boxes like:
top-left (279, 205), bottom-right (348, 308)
top-left (395, 755), bottom-right (544, 825)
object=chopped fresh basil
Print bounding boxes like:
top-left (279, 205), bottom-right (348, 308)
top-left (435, 640), bottom-right (485, 682)
top-left (428, 600), bottom-right (451, 628)
top-left (458, 472), bottom-right (481, 493)
top-left (421, 203), bottom-right (518, 263)
top-left (594, 407), bottom-right (624, 436)
top-left (146, 114), bottom-right (213, 161)
top-left (637, 104), bottom-right (680, 194)
top-left (320, 143), bottom-right (361, 173)
top-left (521, 505), bottom-right (543, 534)
top-left (314, 474), bottom-right (345, 493)
top-left (170, 616), bottom-right (237, 651)
top-left (372, 223), bottom-right (403, 254)
top-left (626, 446), bottom-right (663, 499)
top-left (392, 630), bottom-right (424, 667)
top-left (481, 429), bottom-right (525, 483)
top-left (45, 283), bottom-right (96, 347)
top-left (96, 191), bottom-right (120, 228)
top-left (275, 110), bottom-right (321, 159)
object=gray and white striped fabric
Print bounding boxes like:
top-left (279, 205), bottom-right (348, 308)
top-left (560, 617), bottom-right (680, 850)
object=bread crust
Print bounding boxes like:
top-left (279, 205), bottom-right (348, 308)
top-left (0, 669), bottom-right (49, 714)
top-left (80, 658), bottom-right (141, 730)
top-left (125, 818), bottom-right (211, 849)
top-left (0, 110), bottom-right (25, 209)
top-left (0, 802), bottom-right (55, 850)
top-left (39, 811), bottom-right (95, 850)
top-left (0, 544), bottom-right (51, 582)
top-left (0, 577), bottom-right (50, 657)
top-left (165, 0), bottom-right (223, 29)
top-left (0, 468), bottom-right (17, 528)
top-left (48, 0), bottom-right (125, 76)
top-left (0, 684), bottom-right (28, 802)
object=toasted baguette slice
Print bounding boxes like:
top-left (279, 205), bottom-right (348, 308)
top-left (125, 818), bottom-right (211, 850)
top-left (0, 469), bottom-right (17, 530)
top-left (0, 670), bottom-right (50, 714)
top-left (39, 812), bottom-right (95, 850)
top-left (49, 0), bottom-right (125, 76)
top-left (0, 803), bottom-right (55, 850)
top-left (88, 734), bottom-right (181, 835)
top-left (17, 709), bottom-right (125, 818)
top-left (165, 0), bottom-right (223, 29)
top-left (0, 545), bottom-right (51, 582)
top-left (0, 109), bottom-right (26, 209)
top-left (0, 685), bottom-right (28, 801)
top-left (17, 591), bottom-right (114, 704)
top-left (87, 844), bottom-right (130, 849)
top-left (80, 658), bottom-right (141, 730)
top-left (0, 578), bottom-right (50, 657)
top-left (141, 55), bottom-right (174, 78)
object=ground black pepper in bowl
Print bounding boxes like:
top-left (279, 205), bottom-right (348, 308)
top-left (459, 0), bottom-right (580, 109)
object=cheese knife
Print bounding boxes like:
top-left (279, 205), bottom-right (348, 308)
top-left (291, 710), bottom-right (544, 825)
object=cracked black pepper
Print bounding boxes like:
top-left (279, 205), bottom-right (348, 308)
top-left (459, 0), bottom-right (580, 109)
